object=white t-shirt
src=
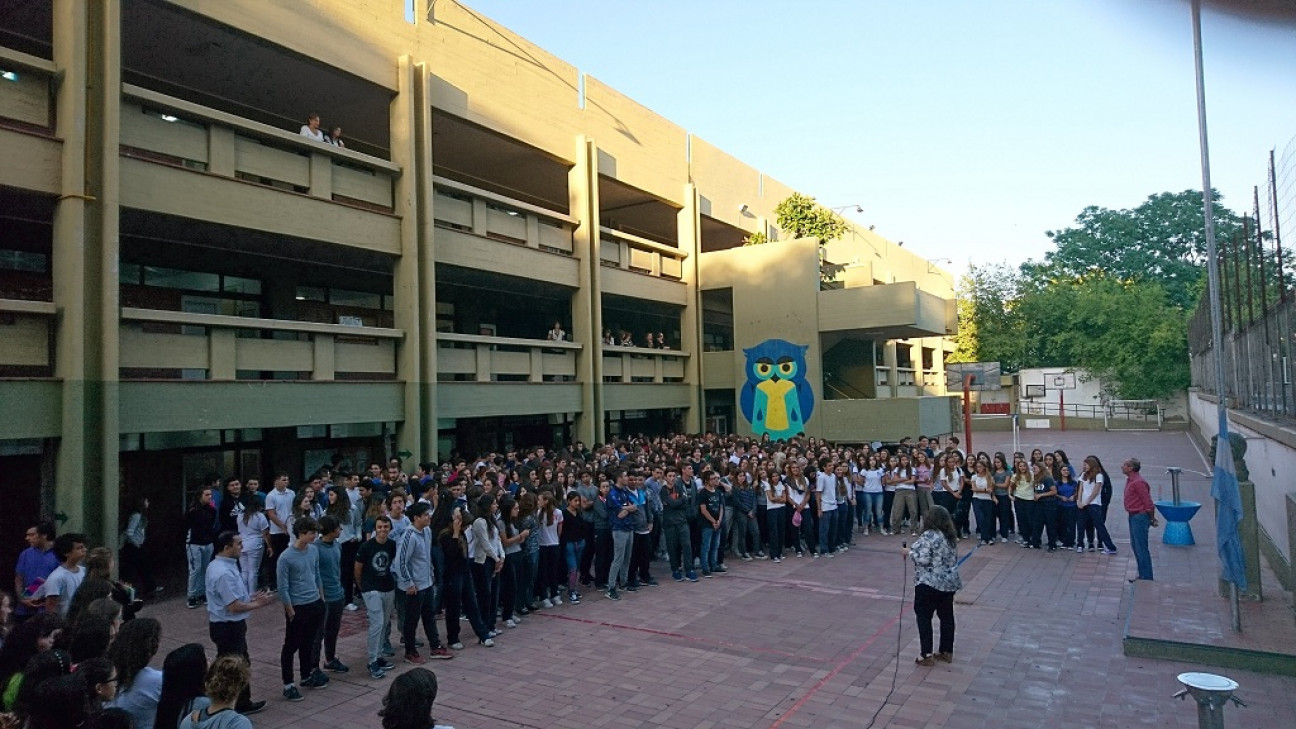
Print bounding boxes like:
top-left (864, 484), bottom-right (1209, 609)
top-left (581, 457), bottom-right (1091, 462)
top-left (971, 473), bottom-right (993, 500)
top-left (815, 472), bottom-right (838, 509)
top-left (1079, 474), bottom-right (1104, 507)
top-left (765, 479), bottom-right (785, 510)
top-left (862, 468), bottom-right (885, 493)
top-left (300, 125), bottom-right (325, 142)
top-left (264, 488), bottom-right (295, 535)
top-left (892, 468), bottom-right (916, 491)
top-left (34, 564), bottom-right (84, 616)
top-left (238, 512), bottom-right (269, 552)
top-left (786, 479), bottom-right (809, 509)
top-left (537, 509), bottom-right (562, 546)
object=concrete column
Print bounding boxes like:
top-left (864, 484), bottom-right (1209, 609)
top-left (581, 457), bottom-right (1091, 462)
top-left (884, 341), bottom-right (899, 399)
top-left (678, 182), bottom-right (702, 432)
top-left (569, 136), bottom-right (601, 444)
top-left (391, 56), bottom-right (426, 461)
top-left (51, 0), bottom-right (121, 548)
top-left (414, 63), bottom-right (439, 461)
top-left (207, 125), bottom-right (235, 177)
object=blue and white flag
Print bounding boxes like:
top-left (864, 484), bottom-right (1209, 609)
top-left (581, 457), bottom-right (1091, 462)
top-left (1212, 411), bottom-right (1247, 591)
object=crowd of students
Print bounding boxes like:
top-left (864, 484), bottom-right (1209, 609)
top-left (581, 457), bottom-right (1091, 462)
top-left (2, 430), bottom-right (1131, 726)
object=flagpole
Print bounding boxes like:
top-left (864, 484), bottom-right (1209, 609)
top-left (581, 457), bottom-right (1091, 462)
top-left (1191, 0), bottom-right (1241, 632)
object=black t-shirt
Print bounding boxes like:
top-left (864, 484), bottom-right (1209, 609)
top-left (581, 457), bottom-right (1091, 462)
top-left (700, 488), bottom-right (724, 522)
top-left (355, 537), bottom-right (396, 593)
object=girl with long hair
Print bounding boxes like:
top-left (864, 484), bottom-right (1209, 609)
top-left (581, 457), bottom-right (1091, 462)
top-left (469, 494), bottom-right (504, 636)
top-left (436, 500), bottom-right (493, 649)
top-left (378, 667), bottom-right (447, 729)
top-left (990, 453), bottom-right (1013, 542)
top-left (1009, 459), bottom-right (1035, 547)
top-left (152, 643), bottom-right (208, 729)
top-left (238, 498), bottom-right (271, 595)
top-left (532, 492), bottom-right (563, 608)
top-left (970, 460), bottom-right (997, 546)
top-left (907, 505), bottom-right (961, 666)
top-left (1055, 463), bottom-right (1081, 549)
top-left (105, 617), bottom-right (163, 729)
top-left (1077, 455), bottom-right (1117, 554)
top-left (1029, 461), bottom-right (1059, 550)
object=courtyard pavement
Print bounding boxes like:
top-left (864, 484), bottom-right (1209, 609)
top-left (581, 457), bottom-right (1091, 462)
top-left (141, 429), bottom-right (1295, 729)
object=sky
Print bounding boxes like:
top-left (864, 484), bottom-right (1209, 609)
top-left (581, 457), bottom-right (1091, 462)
top-left (462, 0), bottom-right (1296, 280)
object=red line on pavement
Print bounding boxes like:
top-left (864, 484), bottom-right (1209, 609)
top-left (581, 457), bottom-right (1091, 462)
top-left (533, 612), bottom-right (819, 661)
top-left (767, 610), bottom-right (904, 729)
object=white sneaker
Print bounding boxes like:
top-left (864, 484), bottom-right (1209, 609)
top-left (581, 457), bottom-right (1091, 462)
top-left (553, 595), bottom-right (563, 606)
top-left (344, 603), bottom-right (359, 612)
top-left (448, 642), bottom-right (464, 650)
top-left (504, 619), bottom-right (517, 629)
top-left (1000, 536), bottom-right (1007, 543)
top-left (541, 599), bottom-right (553, 609)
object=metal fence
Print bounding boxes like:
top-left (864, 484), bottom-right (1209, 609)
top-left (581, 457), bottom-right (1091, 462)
top-left (1189, 134), bottom-right (1296, 416)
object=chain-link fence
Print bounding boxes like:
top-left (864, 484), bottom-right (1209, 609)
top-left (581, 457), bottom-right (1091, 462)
top-left (1190, 134), bottom-right (1296, 416)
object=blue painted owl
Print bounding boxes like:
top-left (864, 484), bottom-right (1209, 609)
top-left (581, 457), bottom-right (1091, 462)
top-left (739, 339), bottom-right (814, 440)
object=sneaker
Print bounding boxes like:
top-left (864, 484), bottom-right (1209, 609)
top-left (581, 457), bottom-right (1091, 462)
top-left (553, 595), bottom-right (563, 606)
top-left (826, 551), bottom-right (835, 558)
top-left (345, 602), bottom-right (359, 612)
top-left (505, 618), bottom-right (517, 628)
top-left (448, 642), bottom-right (464, 650)
top-left (300, 670), bottom-right (329, 689)
top-left (672, 570), bottom-right (684, 582)
top-left (404, 652), bottom-right (426, 664)
top-left (323, 658), bottom-right (349, 673)
top-left (376, 658), bottom-right (396, 670)
top-left (541, 598), bottom-right (553, 609)
top-left (1102, 548), bottom-right (1118, 555)
top-left (236, 700), bottom-right (267, 716)
top-left (715, 565), bottom-right (727, 573)
top-left (427, 647), bottom-right (453, 660)
top-left (187, 598), bottom-right (199, 610)
top-left (568, 592), bottom-right (581, 605)
top-left (1020, 543), bottom-right (1031, 549)
top-left (625, 583), bottom-right (639, 592)
top-left (772, 557), bottom-right (782, 563)
top-left (283, 685), bottom-right (303, 702)
top-left (381, 645), bottom-right (396, 657)
top-left (517, 606), bottom-right (532, 616)
top-left (1088, 545), bottom-right (1097, 552)
top-left (755, 551), bottom-right (767, 559)
top-left (606, 589), bottom-right (620, 601)
top-left (813, 553), bottom-right (820, 559)
top-left (1000, 536), bottom-right (1008, 543)
top-left (702, 570), bottom-right (713, 578)
top-left (1075, 546), bottom-right (1084, 553)
top-left (488, 629), bottom-right (503, 638)
top-left (741, 554), bottom-right (753, 561)
top-left (367, 663), bottom-right (387, 680)
top-left (479, 638), bottom-right (495, 647)
top-left (796, 551), bottom-right (804, 558)
top-left (644, 578), bottom-right (659, 587)
top-left (685, 571), bottom-right (699, 582)
top-left (594, 584), bottom-right (607, 592)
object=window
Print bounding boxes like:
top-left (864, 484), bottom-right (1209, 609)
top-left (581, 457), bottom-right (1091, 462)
top-left (0, 250), bottom-right (47, 273)
top-left (701, 288), bottom-right (734, 352)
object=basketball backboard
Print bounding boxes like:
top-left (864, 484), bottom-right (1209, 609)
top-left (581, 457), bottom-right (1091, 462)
top-left (1024, 384), bottom-right (1045, 398)
top-left (946, 362), bottom-right (1001, 391)
top-left (1043, 371), bottom-right (1077, 390)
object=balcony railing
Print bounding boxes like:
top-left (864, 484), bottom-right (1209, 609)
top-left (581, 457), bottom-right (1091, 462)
top-left (120, 84), bottom-right (400, 212)
top-left (0, 299), bottom-right (56, 373)
top-left (437, 333), bottom-right (580, 382)
top-left (119, 308), bottom-right (401, 380)
top-left (600, 227), bottom-right (686, 280)
top-left (0, 46), bottom-right (55, 131)
top-left (433, 177), bottom-right (575, 255)
top-left (602, 346), bottom-right (688, 383)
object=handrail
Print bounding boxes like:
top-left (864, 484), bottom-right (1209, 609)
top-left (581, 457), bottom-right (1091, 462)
top-left (437, 332), bottom-right (582, 350)
top-left (599, 226), bottom-right (686, 259)
top-left (432, 176), bottom-right (577, 226)
top-left (121, 84), bottom-right (401, 174)
top-left (824, 372), bottom-right (869, 399)
top-left (0, 299), bottom-right (56, 316)
top-left (604, 345), bottom-right (689, 357)
top-left (0, 46), bottom-right (55, 74)
top-left (121, 307), bottom-right (404, 339)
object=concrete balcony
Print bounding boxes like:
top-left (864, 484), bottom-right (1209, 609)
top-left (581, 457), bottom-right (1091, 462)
top-left (433, 177), bottom-right (580, 287)
top-left (599, 228), bottom-right (689, 306)
top-left (0, 299), bottom-right (56, 374)
top-left (818, 281), bottom-right (953, 338)
top-left (119, 85), bottom-right (402, 254)
top-left (602, 346), bottom-right (687, 383)
top-left (436, 333), bottom-right (580, 382)
top-left (119, 308), bottom-right (401, 380)
top-left (0, 46), bottom-right (60, 194)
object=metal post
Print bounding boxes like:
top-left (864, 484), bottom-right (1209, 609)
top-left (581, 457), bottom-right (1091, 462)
top-left (1168, 466), bottom-right (1183, 506)
top-left (1270, 150), bottom-right (1285, 304)
top-left (1190, 0), bottom-right (1241, 631)
top-left (962, 374), bottom-right (973, 455)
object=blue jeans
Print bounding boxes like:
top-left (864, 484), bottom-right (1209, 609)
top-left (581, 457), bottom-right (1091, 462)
top-left (700, 524), bottom-right (721, 572)
top-left (818, 507), bottom-right (837, 554)
top-left (835, 504), bottom-right (853, 544)
top-left (563, 540), bottom-right (585, 592)
top-left (973, 499), bottom-right (996, 543)
top-left (1128, 512), bottom-right (1153, 579)
top-left (862, 492), bottom-right (884, 528)
top-left (187, 543), bottom-right (212, 600)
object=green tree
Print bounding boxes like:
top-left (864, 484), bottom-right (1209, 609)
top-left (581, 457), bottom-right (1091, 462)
top-left (743, 192), bottom-right (848, 246)
top-left (948, 262), bottom-right (1026, 369)
top-left (1025, 189), bottom-right (1242, 309)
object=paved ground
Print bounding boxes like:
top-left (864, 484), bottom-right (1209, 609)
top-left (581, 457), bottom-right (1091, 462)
top-left (142, 429), bottom-right (1295, 729)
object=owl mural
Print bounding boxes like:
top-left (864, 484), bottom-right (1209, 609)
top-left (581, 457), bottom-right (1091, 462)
top-left (739, 339), bottom-right (815, 440)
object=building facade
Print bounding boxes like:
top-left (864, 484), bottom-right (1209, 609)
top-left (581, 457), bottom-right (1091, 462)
top-left (0, 0), bottom-right (956, 562)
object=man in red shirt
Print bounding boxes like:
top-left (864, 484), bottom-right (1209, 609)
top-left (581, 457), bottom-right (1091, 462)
top-left (1122, 458), bottom-right (1158, 580)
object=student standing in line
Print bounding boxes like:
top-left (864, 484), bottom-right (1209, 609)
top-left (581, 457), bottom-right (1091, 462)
top-left (1077, 456), bottom-right (1118, 555)
top-left (263, 472), bottom-right (295, 592)
top-left (311, 515), bottom-right (349, 676)
top-left (184, 489), bottom-right (218, 610)
top-left (355, 515), bottom-right (398, 679)
top-left (277, 517), bottom-right (328, 702)
top-left (393, 503), bottom-right (452, 663)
